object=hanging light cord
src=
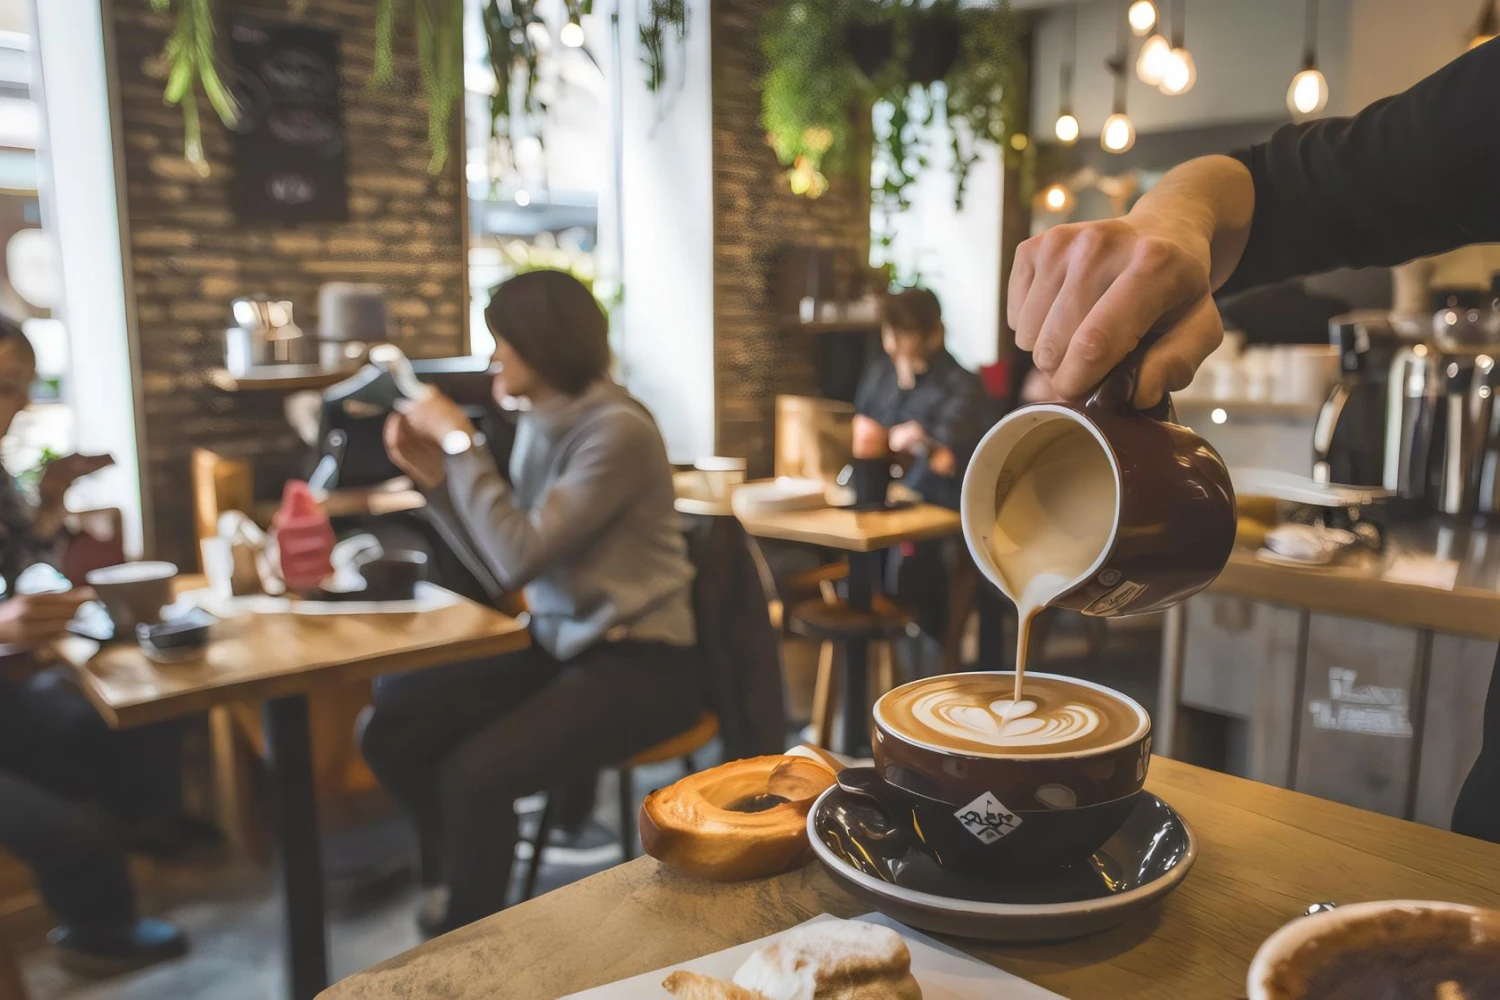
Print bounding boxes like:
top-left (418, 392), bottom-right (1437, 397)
top-left (1109, 0), bottom-right (1129, 112)
top-left (1171, 0), bottom-right (1186, 48)
top-left (1304, 0), bottom-right (1320, 70)
top-left (1061, 2), bottom-right (1077, 110)
top-left (1475, 0), bottom-right (1498, 38)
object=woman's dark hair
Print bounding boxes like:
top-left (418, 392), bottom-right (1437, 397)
top-left (881, 287), bottom-right (943, 337)
top-left (0, 316), bottom-right (34, 363)
top-left (484, 270), bottom-right (609, 395)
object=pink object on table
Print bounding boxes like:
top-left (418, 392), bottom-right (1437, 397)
top-left (273, 481), bottom-right (334, 592)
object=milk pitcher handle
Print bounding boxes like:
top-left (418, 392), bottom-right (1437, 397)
top-left (1083, 338), bottom-right (1174, 421)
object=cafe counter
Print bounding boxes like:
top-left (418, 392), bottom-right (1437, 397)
top-left (1161, 520), bottom-right (1500, 831)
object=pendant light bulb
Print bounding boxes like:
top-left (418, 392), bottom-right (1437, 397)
top-left (560, 13), bottom-right (585, 47)
top-left (1102, 112), bottom-right (1135, 153)
top-left (1042, 184), bottom-right (1075, 212)
top-left (1159, 46), bottom-right (1196, 95)
top-left (1287, 67), bottom-right (1329, 115)
top-left (1136, 33), bottom-right (1172, 85)
top-left (1054, 112), bottom-right (1080, 145)
top-left (1127, 0), bottom-right (1158, 35)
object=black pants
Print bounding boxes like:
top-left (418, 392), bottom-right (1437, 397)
top-left (360, 639), bottom-right (701, 927)
top-left (0, 668), bottom-right (187, 932)
top-left (1451, 647), bottom-right (1500, 842)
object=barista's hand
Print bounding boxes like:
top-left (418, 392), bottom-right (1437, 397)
top-left (887, 421), bottom-right (928, 456)
top-left (383, 413), bottom-right (447, 490)
top-left (1008, 216), bottom-right (1222, 407)
top-left (0, 589), bottom-right (94, 648)
top-left (395, 389), bottom-right (474, 446)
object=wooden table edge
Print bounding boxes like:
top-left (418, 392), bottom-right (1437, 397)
top-left (1210, 551), bottom-right (1500, 640)
top-left (65, 613), bottom-right (531, 730)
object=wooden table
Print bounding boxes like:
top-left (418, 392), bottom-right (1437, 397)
top-left (56, 589), bottom-right (530, 1000)
top-left (321, 757), bottom-right (1500, 1000)
top-left (738, 504), bottom-right (962, 754)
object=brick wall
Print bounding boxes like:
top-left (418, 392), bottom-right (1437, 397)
top-left (111, 0), bottom-right (465, 567)
top-left (710, 1), bottom-right (871, 475)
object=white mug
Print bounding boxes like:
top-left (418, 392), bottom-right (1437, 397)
top-left (1246, 900), bottom-right (1500, 999)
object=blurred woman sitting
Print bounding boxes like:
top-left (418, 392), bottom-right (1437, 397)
top-left (363, 270), bottom-right (699, 932)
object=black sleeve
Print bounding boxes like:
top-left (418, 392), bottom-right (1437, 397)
top-left (853, 359), bottom-right (895, 425)
top-left (927, 370), bottom-right (995, 464)
top-left (1221, 38), bottom-right (1500, 296)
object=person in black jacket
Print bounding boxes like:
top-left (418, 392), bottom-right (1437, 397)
top-left (1005, 39), bottom-right (1500, 840)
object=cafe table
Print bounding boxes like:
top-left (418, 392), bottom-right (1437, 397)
top-left (54, 583), bottom-right (530, 1000)
top-left (736, 503), bottom-right (962, 754)
top-left (320, 756), bottom-right (1500, 999)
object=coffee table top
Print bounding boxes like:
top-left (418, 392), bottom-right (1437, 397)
top-left (318, 756), bottom-right (1500, 1000)
top-left (57, 585), bottom-right (529, 728)
top-left (737, 503), bottom-right (962, 552)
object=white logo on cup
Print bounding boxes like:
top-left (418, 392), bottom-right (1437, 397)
top-left (954, 791), bottom-right (1022, 845)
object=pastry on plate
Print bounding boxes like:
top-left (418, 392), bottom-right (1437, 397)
top-left (732, 920), bottom-right (922, 1000)
top-left (663, 970), bottom-right (769, 999)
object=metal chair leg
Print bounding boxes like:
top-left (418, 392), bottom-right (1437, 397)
top-left (520, 793), bottom-right (558, 903)
top-left (681, 753), bottom-right (697, 774)
top-left (617, 767), bottom-right (636, 862)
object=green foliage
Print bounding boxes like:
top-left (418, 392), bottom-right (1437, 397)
top-left (415, 0), bottom-right (467, 175)
top-left (640, 0), bottom-right (688, 94)
top-left (152, 0), bottom-right (239, 173)
top-left (760, 0), bottom-right (1025, 215)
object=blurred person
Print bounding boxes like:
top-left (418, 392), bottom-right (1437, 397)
top-left (851, 288), bottom-right (997, 642)
top-left (1003, 39), bottom-right (1500, 839)
top-left (365, 270), bottom-right (699, 932)
top-left (0, 318), bottom-right (187, 973)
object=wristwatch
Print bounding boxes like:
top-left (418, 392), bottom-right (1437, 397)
top-left (440, 429), bottom-right (488, 456)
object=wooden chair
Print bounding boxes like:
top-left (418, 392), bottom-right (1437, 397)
top-left (518, 711), bottom-right (720, 902)
top-left (191, 448), bottom-right (383, 850)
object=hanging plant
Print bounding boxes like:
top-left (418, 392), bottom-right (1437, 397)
top-left (414, 0), bottom-right (467, 174)
top-left (760, 0), bottom-right (1024, 214)
top-left (480, 1), bottom-right (544, 156)
top-left (151, 0), bottom-right (239, 175)
top-left (640, 0), bottom-right (688, 93)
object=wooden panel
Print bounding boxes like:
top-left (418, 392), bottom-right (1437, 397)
top-left (1293, 614), bottom-right (1423, 817)
top-left (322, 757), bottom-right (1500, 1000)
top-left (1413, 635), bottom-right (1498, 829)
top-left (1181, 595), bottom-right (1299, 720)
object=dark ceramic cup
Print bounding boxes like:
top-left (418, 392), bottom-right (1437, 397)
top-left (842, 671), bottom-right (1154, 876)
top-left (961, 353), bottom-right (1236, 618)
top-left (358, 551), bottom-right (427, 602)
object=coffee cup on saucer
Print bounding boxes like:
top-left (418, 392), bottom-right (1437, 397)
top-left (840, 671), bottom-right (1153, 876)
top-left (1247, 900), bottom-right (1500, 999)
top-left (85, 561), bottom-right (178, 633)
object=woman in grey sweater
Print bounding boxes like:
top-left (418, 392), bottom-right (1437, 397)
top-left (362, 270), bottom-right (699, 932)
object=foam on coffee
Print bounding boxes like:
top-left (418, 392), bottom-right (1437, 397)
top-left (989, 420), bottom-right (1117, 700)
top-left (877, 673), bottom-right (1147, 758)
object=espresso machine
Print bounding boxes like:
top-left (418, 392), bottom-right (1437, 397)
top-left (1384, 288), bottom-right (1500, 519)
top-left (1313, 311), bottom-right (1402, 487)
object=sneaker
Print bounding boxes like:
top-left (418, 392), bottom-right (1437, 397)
top-left (49, 918), bottom-right (188, 976)
top-left (414, 885), bottom-right (451, 939)
top-left (540, 818), bottom-right (623, 866)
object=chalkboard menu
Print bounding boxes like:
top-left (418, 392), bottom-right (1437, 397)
top-left (229, 17), bottom-right (348, 222)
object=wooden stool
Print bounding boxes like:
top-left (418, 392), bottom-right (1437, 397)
top-left (0, 933), bottom-right (23, 1000)
top-left (519, 711), bottom-right (720, 902)
top-left (788, 594), bottom-right (913, 749)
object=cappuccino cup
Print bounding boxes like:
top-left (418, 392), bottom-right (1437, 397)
top-left (1247, 900), bottom-right (1500, 1000)
top-left (841, 671), bottom-right (1152, 876)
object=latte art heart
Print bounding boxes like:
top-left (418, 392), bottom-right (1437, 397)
top-left (911, 690), bottom-right (1102, 747)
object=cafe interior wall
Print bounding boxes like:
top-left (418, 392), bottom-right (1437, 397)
top-left (711, 0), bottom-right (874, 475)
top-left (108, 0), bottom-right (466, 569)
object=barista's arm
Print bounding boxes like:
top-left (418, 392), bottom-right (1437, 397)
top-left (1008, 38), bottom-right (1500, 408)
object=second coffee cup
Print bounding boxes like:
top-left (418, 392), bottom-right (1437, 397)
top-left (841, 671), bottom-right (1153, 875)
